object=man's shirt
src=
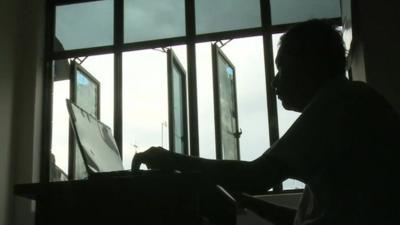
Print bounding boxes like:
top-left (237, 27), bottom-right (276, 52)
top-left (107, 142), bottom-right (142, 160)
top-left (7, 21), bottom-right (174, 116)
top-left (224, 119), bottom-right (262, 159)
top-left (267, 77), bottom-right (400, 225)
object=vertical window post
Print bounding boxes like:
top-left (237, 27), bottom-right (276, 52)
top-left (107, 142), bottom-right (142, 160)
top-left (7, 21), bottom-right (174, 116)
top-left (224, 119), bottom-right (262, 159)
top-left (185, 0), bottom-right (199, 156)
top-left (114, 0), bottom-right (123, 154)
top-left (260, 0), bottom-right (282, 191)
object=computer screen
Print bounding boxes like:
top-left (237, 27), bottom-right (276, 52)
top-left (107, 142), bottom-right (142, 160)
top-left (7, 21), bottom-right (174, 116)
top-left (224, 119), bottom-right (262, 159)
top-left (67, 100), bottom-right (124, 174)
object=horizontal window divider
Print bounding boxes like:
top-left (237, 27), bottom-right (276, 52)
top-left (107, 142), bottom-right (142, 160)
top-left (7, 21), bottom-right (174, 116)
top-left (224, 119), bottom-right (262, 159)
top-left (50, 18), bottom-right (341, 61)
top-left (195, 27), bottom-right (264, 43)
top-left (51, 45), bottom-right (115, 60)
top-left (53, 0), bottom-right (102, 6)
top-left (122, 36), bottom-right (187, 52)
top-left (271, 17), bottom-right (342, 34)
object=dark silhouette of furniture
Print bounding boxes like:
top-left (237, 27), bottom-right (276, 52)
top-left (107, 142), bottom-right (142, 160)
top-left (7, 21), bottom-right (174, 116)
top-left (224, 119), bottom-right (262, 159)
top-left (14, 172), bottom-right (237, 225)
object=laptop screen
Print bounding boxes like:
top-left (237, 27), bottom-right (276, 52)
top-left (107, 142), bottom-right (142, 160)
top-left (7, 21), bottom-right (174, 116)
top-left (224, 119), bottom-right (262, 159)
top-left (67, 100), bottom-right (125, 173)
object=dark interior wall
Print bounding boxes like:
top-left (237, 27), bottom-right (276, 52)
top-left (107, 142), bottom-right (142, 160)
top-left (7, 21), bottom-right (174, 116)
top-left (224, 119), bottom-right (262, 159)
top-left (0, 0), bottom-right (19, 224)
top-left (350, 0), bottom-right (400, 112)
top-left (0, 0), bottom-right (45, 224)
top-left (11, 0), bottom-right (46, 224)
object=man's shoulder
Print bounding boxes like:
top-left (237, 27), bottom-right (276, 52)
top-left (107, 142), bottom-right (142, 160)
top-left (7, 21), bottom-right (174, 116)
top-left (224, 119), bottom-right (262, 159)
top-left (346, 80), bottom-right (394, 109)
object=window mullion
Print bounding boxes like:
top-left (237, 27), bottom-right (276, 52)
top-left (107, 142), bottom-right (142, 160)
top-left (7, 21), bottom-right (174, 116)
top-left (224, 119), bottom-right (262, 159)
top-left (185, 0), bottom-right (199, 156)
top-left (114, 0), bottom-right (123, 154)
top-left (260, 0), bottom-right (282, 192)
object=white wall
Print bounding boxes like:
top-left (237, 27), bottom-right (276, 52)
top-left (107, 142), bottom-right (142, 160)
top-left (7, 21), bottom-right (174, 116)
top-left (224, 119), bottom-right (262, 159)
top-left (0, 0), bottom-right (45, 224)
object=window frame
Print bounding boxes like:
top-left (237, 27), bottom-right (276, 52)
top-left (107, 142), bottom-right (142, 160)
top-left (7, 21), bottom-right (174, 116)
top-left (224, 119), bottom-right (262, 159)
top-left (41, 0), bottom-right (341, 193)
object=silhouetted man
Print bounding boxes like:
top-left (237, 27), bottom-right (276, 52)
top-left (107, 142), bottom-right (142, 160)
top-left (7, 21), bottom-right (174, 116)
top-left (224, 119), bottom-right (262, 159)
top-left (133, 20), bottom-right (400, 225)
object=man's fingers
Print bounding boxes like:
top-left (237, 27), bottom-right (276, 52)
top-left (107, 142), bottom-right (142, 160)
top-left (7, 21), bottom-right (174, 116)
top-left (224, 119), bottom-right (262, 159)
top-left (131, 147), bottom-right (172, 171)
top-left (131, 152), bottom-right (144, 171)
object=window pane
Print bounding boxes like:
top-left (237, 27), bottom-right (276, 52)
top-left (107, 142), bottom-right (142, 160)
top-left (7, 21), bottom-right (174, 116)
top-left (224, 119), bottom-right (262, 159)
top-left (171, 63), bottom-right (186, 154)
top-left (122, 46), bottom-right (186, 168)
top-left (81, 55), bottom-right (115, 131)
top-left (197, 43), bottom-right (217, 159)
top-left (55, 0), bottom-right (113, 51)
top-left (51, 62), bottom-right (70, 181)
top-left (124, 0), bottom-right (186, 43)
top-left (197, 37), bottom-right (269, 161)
top-left (195, 0), bottom-right (261, 34)
top-left (74, 65), bottom-right (100, 116)
top-left (214, 46), bottom-right (240, 160)
top-left (270, 0), bottom-right (341, 25)
top-left (51, 55), bottom-right (114, 181)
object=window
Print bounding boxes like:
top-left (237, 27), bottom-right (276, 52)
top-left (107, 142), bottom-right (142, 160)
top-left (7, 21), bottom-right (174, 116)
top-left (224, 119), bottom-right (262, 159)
top-left (197, 37), bottom-right (269, 160)
top-left (122, 46), bottom-right (187, 168)
top-left (46, 0), bottom-right (341, 192)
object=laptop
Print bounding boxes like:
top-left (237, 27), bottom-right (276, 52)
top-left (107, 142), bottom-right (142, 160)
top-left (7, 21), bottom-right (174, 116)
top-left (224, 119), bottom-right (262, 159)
top-left (66, 99), bottom-right (139, 179)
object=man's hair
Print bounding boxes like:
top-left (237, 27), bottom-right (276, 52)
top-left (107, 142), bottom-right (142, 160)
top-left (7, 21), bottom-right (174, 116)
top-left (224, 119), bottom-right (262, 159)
top-left (279, 19), bottom-right (346, 78)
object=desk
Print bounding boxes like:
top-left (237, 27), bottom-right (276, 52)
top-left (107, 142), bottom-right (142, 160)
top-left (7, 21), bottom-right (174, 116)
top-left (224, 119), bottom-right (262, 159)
top-left (15, 172), bottom-right (236, 225)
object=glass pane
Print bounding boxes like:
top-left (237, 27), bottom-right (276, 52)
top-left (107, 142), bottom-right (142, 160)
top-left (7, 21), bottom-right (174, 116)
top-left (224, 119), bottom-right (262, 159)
top-left (272, 33), bottom-right (304, 190)
top-left (214, 47), bottom-right (240, 160)
top-left (197, 37), bottom-right (269, 161)
top-left (171, 64), bottom-right (185, 154)
top-left (74, 66), bottom-right (99, 116)
top-left (124, 0), bottom-right (186, 43)
top-left (270, 0), bottom-right (341, 25)
top-left (80, 55), bottom-right (115, 135)
top-left (55, 0), bottom-right (113, 51)
top-left (196, 0), bottom-right (261, 34)
top-left (72, 63), bottom-right (100, 179)
top-left (197, 43), bottom-right (217, 159)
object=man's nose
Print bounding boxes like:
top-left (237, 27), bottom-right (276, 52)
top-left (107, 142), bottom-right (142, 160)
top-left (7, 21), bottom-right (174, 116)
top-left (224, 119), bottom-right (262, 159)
top-left (272, 73), bottom-right (280, 93)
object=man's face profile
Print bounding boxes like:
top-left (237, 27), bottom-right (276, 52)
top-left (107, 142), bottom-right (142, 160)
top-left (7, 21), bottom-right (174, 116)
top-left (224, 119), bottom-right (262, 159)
top-left (273, 49), bottom-right (313, 112)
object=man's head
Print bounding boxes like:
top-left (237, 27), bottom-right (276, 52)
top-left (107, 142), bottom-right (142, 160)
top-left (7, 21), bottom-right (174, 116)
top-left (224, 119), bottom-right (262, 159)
top-left (273, 19), bottom-right (346, 112)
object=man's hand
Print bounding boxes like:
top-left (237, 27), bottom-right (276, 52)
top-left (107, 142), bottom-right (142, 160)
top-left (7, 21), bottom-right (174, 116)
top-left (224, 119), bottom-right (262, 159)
top-left (131, 146), bottom-right (176, 171)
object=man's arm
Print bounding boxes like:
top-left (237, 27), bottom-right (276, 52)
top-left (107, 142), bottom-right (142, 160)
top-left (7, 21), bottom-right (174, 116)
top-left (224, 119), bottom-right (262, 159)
top-left (132, 146), bottom-right (286, 194)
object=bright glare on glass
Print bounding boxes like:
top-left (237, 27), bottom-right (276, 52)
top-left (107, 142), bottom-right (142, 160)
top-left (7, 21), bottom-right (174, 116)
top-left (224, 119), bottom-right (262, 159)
top-left (196, 42), bottom-right (217, 159)
top-left (51, 78), bottom-right (70, 179)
